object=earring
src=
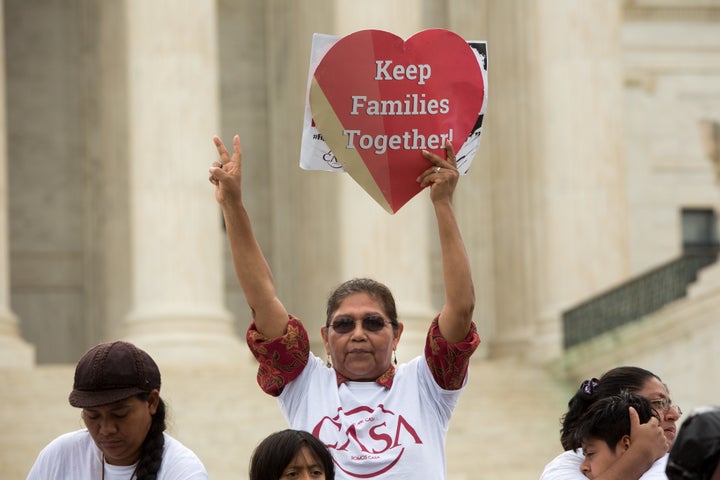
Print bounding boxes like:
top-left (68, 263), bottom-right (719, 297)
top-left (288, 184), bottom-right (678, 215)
top-left (326, 355), bottom-right (332, 368)
top-left (393, 350), bottom-right (397, 366)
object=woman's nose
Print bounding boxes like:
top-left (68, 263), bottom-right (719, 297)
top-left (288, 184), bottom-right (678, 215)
top-left (666, 404), bottom-right (681, 421)
top-left (350, 321), bottom-right (368, 338)
top-left (99, 418), bottom-right (118, 434)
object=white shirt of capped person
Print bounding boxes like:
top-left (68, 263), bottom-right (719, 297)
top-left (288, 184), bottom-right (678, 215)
top-left (27, 429), bottom-right (208, 480)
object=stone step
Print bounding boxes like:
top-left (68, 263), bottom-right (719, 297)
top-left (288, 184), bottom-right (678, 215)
top-left (0, 358), bottom-right (575, 480)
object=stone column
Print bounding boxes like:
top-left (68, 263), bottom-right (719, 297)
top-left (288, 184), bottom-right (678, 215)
top-left (264, 0), bottom-right (433, 356)
top-left (689, 120), bottom-right (720, 298)
top-left (334, 0), bottom-right (432, 358)
top-left (487, 0), bottom-right (629, 362)
top-left (123, 0), bottom-right (243, 365)
top-left (262, 2), bottom-right (340, 356)
top-left (0, 0), bottom-right (34, 368)
top-left (447, 0), bottom-right (494, 359)
top-left (477, 0), bottom-right (542, 360)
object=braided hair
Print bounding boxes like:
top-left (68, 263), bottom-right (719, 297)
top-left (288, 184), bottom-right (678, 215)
top-left (134, 394), bottom-right (167, 480)
top-left (560, 366), bottom-right (660, 450)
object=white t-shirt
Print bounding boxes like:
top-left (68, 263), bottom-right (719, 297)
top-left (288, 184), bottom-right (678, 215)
top-left (539, 449), bottom-right (669, 480)
top-left (278, 353), bottom-right (467, 480)
top-left (27, 429), bottom-right (208, 480)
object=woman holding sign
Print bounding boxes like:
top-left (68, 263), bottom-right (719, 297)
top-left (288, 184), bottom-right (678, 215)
top-left (209, 134), bottom-right (479, 480)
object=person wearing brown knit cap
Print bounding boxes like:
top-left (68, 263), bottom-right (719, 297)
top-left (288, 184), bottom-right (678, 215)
top-left (27, 341), bottom-right (207, 480)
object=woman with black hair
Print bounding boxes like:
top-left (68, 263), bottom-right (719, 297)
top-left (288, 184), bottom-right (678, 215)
top-left (540, 366), bottom-right (680, 480)
top-left (250, 429), bottom-right (335, 480)
top-left (27, 341), bottom-right (207, 480)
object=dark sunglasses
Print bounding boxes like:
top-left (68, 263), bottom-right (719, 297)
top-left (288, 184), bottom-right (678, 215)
top-left (328, 316), bottom-right (391, 334)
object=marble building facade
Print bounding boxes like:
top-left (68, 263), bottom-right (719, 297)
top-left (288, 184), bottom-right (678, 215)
top-left (1, 0), bottom-right (720, 477)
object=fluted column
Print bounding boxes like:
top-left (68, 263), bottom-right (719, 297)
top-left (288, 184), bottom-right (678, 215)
top-left (334, 0), bottom-right (432, 357)
top-left (535, 0), bottom-right (628, 362)
top-left (262, 1), bottom-right (340, 356)
top-left (0, 0), bottom-right (34, 367)
top-left (487, 0), bottom-right (629, 362)
top-left (263, 1), bottom-right (436, 357)
top-left (123, 0), bottom-right (243, 365)
top-left (689, 121), bottom-right (720, 297)
top-left (447, 0), bottom-right (494, 359)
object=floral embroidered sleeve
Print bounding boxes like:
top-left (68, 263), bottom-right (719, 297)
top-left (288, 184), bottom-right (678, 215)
top-left (246, 315), bottom-right (310, 397)
top-left (424, 315), bottom-right (480, 390)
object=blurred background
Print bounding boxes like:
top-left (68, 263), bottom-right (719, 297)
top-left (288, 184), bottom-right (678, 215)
top-left (1, 0), bottom-right (719, 479)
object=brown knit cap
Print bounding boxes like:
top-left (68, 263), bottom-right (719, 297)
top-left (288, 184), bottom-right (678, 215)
top-left (68, 341), bottom-right (161, 408)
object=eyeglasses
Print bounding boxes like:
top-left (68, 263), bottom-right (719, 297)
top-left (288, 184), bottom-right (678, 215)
top-left (328, 316), bottom-right (391, 334)
top-left (649, 398), bottom-right (682, 417)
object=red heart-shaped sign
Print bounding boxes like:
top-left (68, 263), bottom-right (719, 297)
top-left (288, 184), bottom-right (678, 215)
top-left (310, 29), bottom-right (485, 213)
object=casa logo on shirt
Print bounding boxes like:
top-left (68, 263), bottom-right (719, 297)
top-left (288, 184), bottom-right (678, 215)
top-left (312, 404), bottom-right (423, 477)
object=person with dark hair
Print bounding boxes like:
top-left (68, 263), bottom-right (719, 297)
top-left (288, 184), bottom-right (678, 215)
top-left (540, 366), bottom-right (680, 480)
top-left (666, 405), bottom-right (720, 480)
top-left (27, 341), bottom-right (207, 480)
top-left (250, 429), bottom-right (335, 480)
top-left (575, 392), bottom-right (659, 479)
top-left (209, 134), bottom-right (479, 479)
